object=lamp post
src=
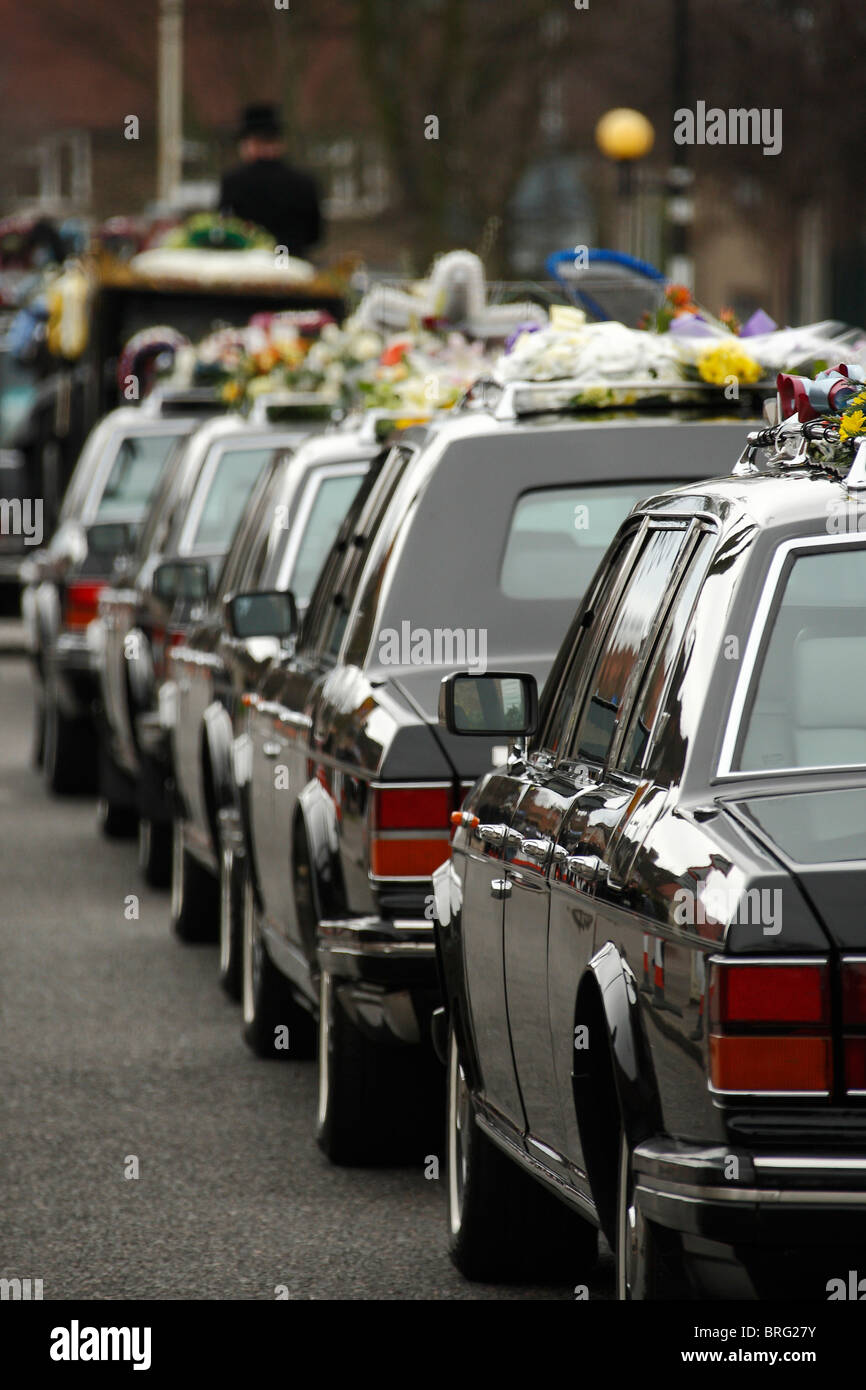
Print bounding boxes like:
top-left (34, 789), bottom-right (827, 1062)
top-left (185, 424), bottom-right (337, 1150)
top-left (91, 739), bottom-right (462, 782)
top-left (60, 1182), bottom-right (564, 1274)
top-left (595, 108), bottom-right (655, 258)
top-left (157, 0), bottom-right (184, 207)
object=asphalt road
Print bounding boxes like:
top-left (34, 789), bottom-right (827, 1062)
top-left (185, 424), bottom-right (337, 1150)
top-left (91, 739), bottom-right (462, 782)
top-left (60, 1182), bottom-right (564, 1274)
top-left (0, 653), bottom-right (614, 1301)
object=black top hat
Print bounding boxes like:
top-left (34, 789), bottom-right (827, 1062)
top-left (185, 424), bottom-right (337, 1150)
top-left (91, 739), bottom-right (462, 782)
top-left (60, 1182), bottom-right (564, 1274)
top-left (236, 103), bottom-right (283, 141)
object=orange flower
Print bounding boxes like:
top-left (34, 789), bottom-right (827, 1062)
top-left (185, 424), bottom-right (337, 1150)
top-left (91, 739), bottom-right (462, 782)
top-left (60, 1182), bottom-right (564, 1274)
top-left (380, 340), bottom-right (409, 367)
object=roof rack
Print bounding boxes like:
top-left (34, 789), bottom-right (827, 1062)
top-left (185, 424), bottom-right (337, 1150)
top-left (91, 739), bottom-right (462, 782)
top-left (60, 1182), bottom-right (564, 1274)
top-left (245, 390), bottom-right (340, 425)
top-left (457, 374), bottom-right (772, 422)
top-left (732, 417), bottom-right (866, 489)
top-left (142, 385), bottom-right (222, 417)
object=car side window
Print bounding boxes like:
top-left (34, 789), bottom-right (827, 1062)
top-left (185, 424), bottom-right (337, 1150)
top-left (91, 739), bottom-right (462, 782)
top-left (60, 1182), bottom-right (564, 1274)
top-left (617, 530), bottom-right (713, 777)
top-left (566, 525), bottom-right (691, 768)
top-left (539, 530), bottom-right (638, 757)
top-left (299, 446), bottom-right (407, 661)
top-left (219, 457), bottom-right (284, 597)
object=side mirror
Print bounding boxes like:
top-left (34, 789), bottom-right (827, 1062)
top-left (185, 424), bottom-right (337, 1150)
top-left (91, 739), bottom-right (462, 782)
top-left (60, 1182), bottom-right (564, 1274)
top-left (225, 589), bottom-right (298, 641)
top-left (152, 560), bottom-right (210, 604)
top-left (438, 671), bottom-right (538, 737)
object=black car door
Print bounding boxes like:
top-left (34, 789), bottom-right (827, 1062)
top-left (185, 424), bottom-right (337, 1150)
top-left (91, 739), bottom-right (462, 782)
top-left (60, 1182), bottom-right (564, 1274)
top-left (500, 520), bottom-right (706, 1163)
top-left (458, 527), bottom-right (642, 1142)
top-left (546, 522), bottom-right (717, 1166)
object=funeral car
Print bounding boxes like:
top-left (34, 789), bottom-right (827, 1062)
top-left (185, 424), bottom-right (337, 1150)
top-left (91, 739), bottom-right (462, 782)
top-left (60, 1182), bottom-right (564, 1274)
top-left (22, 404), bottom-right (202, 792)
top-left (166, 422), bottom-right (379, 976)
top-left (96, 409), bottom-right (324, 876)
top-left (232, 380), bottom-right (763, 1165)
top-left (436, 429), bottom-right (866, 1298)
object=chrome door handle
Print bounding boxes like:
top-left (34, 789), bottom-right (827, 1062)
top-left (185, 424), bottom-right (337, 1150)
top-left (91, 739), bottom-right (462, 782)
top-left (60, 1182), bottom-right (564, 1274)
top-left (520, 838), bottom-right (551, 864)
top-left (565, 853), bottom-right (609, 884)
top-left (478, 823), bottom-right (510, 847)
top-left (262, 741), bottom-right (281, 758)
top-left (490, 878), bottom-right (512, 900)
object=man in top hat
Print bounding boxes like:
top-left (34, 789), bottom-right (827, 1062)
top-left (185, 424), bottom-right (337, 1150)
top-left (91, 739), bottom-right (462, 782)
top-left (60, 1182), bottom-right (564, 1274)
top-left (219, 103), bottom-right (323, 258)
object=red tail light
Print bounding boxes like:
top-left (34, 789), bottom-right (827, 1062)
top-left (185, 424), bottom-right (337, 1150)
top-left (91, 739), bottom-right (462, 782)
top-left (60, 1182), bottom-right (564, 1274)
top-left (708, 959), bottom-right (831, 1094)
top-left (369, 782), bottom-right (453, 878)
top-left (63, 580), bottom-right (105, 630)
top-left (841, 960), bottom-right (866, 1094)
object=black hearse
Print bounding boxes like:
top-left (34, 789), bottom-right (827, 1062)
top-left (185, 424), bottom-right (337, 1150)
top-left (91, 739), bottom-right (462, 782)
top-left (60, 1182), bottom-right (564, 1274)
top-left (234, 379), bottom-right (762, 1164)
top-left (437, 425), bottom-right (866, 1298)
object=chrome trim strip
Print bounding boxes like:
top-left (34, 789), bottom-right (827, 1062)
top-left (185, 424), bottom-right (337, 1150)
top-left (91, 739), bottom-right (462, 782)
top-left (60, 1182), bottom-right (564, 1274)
top-left (718, 531), bottom-right (866, 775)
top-left (708, 1083), bottom-right (830, 1098)
top-left (708, 953), bottom-right (829, 966)
top-left (475, 1114), bottom-right (598, 1221)
top-left (370, 780), bottom-right (453, 791)
top-left (369, 872), bottom-right (439, 884)
top-left (638, 1179), bottom-right (866, 1207)
top-left (753, 1156), bottom-right (866, 1172)
top-left (317, 940), bottom-right (435, 961)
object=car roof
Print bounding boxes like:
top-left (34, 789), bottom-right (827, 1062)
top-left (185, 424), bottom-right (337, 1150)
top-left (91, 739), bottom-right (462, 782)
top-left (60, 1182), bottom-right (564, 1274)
top-left (398, 402), bottom-right (765, 450)
top-left (631, 467), bottom-right (861, 539)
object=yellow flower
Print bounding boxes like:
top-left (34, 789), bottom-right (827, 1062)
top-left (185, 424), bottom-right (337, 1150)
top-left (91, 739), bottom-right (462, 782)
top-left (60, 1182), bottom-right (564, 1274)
top-left (221, 380), bottom-right (243, 404)
top-left (839, 408), bottom-right (866, 440)
top-left (697, 341), bottom-right (763, 387)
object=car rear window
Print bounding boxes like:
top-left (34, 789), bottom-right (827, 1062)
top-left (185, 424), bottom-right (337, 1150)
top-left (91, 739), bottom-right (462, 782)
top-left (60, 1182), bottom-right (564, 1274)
top-left (500, 484), bottom-right (648, 600)
top-left (187, 446), bottom-right (274, 550)
top-left (735, 543), bottom-right (866, 772)
top-left (96, 432), bottom-right (184, 521)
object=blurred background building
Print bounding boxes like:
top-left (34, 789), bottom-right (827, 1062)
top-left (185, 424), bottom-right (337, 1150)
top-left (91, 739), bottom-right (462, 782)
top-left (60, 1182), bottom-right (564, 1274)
top-left (0, 0), bottom-right (860, 322)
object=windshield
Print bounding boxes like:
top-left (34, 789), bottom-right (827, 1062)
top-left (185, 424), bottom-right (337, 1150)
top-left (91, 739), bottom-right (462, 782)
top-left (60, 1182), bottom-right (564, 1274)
top-left (96, 432), bottom-right (184, 521)
top-left (186, 446), bottom-right (274, 551)
top-left (734, 542), bottom-right (866, 772)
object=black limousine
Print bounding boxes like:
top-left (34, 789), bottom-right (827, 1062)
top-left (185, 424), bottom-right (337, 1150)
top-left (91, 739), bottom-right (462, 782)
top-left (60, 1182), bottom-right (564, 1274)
top-left (436, 426), bottom-right (866, 1298)
top-left (234, 382), bottom-right (762, 1165)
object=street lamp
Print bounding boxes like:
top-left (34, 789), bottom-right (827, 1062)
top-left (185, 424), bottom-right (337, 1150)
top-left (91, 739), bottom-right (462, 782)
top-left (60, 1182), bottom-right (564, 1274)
top-left (594, 108), bottom-right (655, 257)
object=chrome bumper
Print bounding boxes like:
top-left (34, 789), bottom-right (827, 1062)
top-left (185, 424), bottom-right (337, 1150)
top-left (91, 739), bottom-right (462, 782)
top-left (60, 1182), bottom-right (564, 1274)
top-left (317, 916), bottom-right (436, 985)
top-left (635, 1139), bottom-right (866, 1236)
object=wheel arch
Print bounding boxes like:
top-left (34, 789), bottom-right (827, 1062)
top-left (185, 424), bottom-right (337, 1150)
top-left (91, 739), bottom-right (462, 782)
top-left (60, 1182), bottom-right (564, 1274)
top-left (199, 701), bottom-right (235, 852)
top-left (572, 940), bottom-right (664, 1245)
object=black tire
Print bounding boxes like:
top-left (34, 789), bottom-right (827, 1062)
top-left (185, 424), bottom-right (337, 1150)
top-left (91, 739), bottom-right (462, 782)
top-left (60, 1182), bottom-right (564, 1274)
top-left (97, 795), bottom-right (138, 839)
top-left (616, 1130), bottom-right (689, 1299)
top-left (218, 842), bottom-right (243, 1001)
top-left (447, 1023), bottom-right (598, 1283)
top-left (32, 685), bottom-right (45, 768)
top-left (240, 868), bottom-right (316, 1059)
top-left (170, 818), bottom-right (218, 943)
top-left (44, 697), bottom-right (96, 795)
top-left (316, 969), bottom-right (444, 1166)
top-left (139, 816), bottom-right (172, 888)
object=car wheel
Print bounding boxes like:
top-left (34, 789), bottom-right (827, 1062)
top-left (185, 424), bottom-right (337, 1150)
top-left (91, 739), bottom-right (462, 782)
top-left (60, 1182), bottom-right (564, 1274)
top-left (32, 687), bottom-right (45, 768)
top-left (240, 868), bottom-right (315, 1059)
top-left (447, 1022), bottom-right (598, 1282)
top-left (218, 842), bottom-right (243, 1000)
top-left (316, 970), bottom-right (443, 1166)
top-left (44, 697), bottom-right (95, 795)
top-left (97, 795), bottom-right (138, 838)
top-left (139, 816), bottom-right (172, 888)
top-left (170, 818), bottom-right (217, 943)
top-left (616, 1130), bottom-right (688, 1299)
